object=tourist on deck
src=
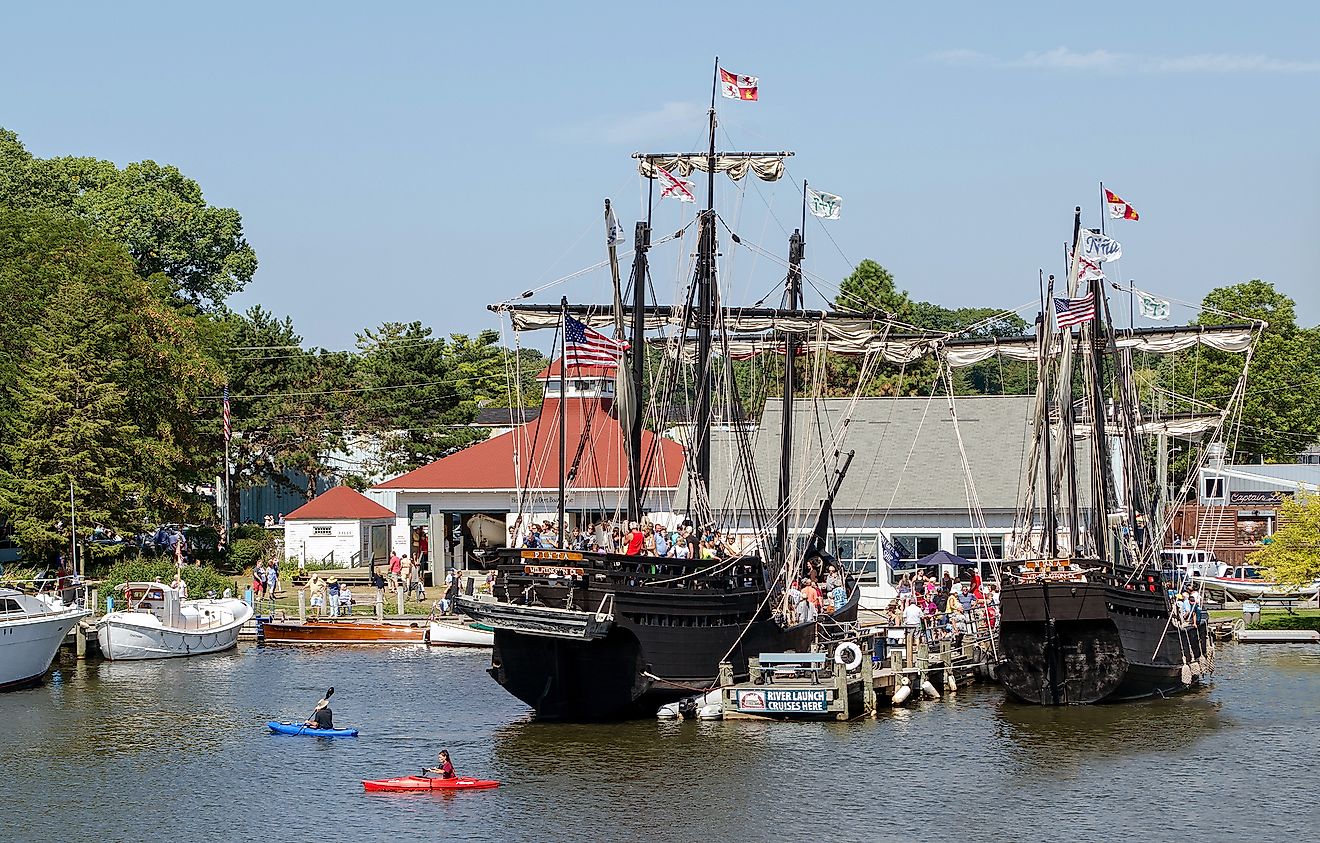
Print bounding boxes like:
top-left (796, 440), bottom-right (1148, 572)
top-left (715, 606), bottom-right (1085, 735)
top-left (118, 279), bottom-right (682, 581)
top-left (672, 532), bottom-right (691, 559)
top-left (825, 565), bottom-right (842, 592)
top-left (830, 581), bottom-right (847, 613)
top-left (327, 577), bottom-right (341, 617)
top-left (341, 583), bottom-right (354, 615)
top-left (683, 526), bottom-right (701, 561)
top-left (624, 522), bottom-right (645, 555)
top-left (653, 524), bottom-right (670, 558)
top-left (309, 574), bottom-right (324, 616)
top-left (787, 580), bottom-right (802, 609)
top-left (795, 595), bottom-right (817, 624)
top-left (801, 579), bottom-right (822, 612)
top-left (902, 600), bottom-right (923, 628)
top-left (522, 525), bottom-right (541, 549)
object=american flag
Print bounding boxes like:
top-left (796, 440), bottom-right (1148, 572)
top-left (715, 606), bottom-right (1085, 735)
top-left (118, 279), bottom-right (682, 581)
top-left (1054, 293), bottom-right (1096, 330)
top-left (565, 315), bottom-right (628, 367)
top-left (222, 385), bottom-right (231, 442)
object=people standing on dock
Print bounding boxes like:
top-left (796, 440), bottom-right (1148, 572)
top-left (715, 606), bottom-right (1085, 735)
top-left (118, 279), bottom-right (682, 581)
top-left (388, 550), bottom-right (402, 590)
top-left (309, 573), bottom-right (324, 616)
top-left (327, 577), bottom-right (341, 617)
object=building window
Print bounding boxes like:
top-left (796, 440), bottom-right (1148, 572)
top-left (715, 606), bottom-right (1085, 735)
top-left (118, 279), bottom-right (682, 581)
top-left (954, 534), bottom-right (1004, 559)
top-left (829, 536), bottom-right (879, 576)
top-left (1204, 478), bottom-right (1225, 500)
top-left (312, 525), bottom-right (332, 536)
top-left (891, 534), bottom-right (940, 561)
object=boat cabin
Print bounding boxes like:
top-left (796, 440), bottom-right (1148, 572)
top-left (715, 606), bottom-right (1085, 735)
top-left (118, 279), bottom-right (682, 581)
top-left (1160, 548), bottom-right (1221, 583)
top-left (117, 582), bottom-right (237, 630)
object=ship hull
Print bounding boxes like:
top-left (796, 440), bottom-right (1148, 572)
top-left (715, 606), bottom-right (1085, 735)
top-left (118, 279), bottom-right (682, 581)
top-left (997, 578), bottom-right (1208, 705)
top-left (463, 548), bottom-right (853, 720)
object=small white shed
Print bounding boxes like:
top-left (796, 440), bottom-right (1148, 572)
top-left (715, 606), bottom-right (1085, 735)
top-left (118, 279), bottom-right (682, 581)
top-left (283, 486), bottom-right (394, 568)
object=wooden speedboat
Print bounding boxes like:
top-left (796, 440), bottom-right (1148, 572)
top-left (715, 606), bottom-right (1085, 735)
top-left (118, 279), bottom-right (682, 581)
top-left (258, 618), bottom-right (426, 644)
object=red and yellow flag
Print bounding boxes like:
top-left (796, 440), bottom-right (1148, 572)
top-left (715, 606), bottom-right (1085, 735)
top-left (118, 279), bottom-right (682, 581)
top-left (1105, 188), bottom-right (1139, 221)
top-left (719, 67), bottom-right (758, 101)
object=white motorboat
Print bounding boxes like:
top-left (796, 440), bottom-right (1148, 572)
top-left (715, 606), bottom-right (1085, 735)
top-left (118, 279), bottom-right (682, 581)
top-left (425, 617), bottom-right (494, 647)
top-left (0, 587), bottom-right (88, 690)
top-left (96, 581), bottom-right (252, 660)
top-left (1191, 565), bottom-right (1320, 600)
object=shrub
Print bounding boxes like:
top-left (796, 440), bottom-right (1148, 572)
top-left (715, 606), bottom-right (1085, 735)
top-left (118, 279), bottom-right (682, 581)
top-left (228, 538), bottom-right (267, 571)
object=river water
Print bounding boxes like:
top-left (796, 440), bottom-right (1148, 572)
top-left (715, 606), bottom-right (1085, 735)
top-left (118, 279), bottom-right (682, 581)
top-left (2, 641), bottom-right (1316, 842)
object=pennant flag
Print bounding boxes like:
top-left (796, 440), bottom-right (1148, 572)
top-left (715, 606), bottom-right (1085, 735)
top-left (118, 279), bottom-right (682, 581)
top-left (806, 187), bottom-right (842, 219)
top-left (1054, 292), bottom-right (1096, 329)
top-left (606, 203), bottom-right (626, 248)
top-left (1105, 188), bottom-right (1140, 221)
top-left (719, 67), bottom-right (759, 101)
top-left (1076, 229), bottom-right (1123, 263)
top-left (222, 385), bottom-right (231, 442)
top-left (1077, 256), bottom-right (1105, 284)
top-left (565, 315), bottom-right (629, 367)
top-left (655, 165), bottom-right (696, 203)
top-left (1136, 289), bottom-right (1171, 321)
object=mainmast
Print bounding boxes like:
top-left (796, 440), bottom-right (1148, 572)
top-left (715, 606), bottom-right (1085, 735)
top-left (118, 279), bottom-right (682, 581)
top-left (690, 57), bottom-right (720, 523)
top-left (627, 219), bottom-right (650, 522)
top-left (776, 225), bottom-right (804, 566)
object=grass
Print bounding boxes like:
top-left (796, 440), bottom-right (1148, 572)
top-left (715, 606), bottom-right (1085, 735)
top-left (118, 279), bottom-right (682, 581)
top-left (1209, 607), bottom-right (1319, 620)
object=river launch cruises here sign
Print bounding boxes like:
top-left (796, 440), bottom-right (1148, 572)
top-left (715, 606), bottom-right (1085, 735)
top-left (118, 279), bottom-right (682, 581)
top-left (734, 688), bottom-right (830, 713)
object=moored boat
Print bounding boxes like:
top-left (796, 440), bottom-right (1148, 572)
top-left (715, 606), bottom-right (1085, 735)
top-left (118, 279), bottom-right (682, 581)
top-left (259, 618), bottom-right (426, 644)
top-left (96, 581), bottom-right (251, 661)
top-left (0, 587), bottom-right (88, 690)
top-left (425, 617), bottom-right (494, 647)
top-left (1191, 564), bottom-right (1320, 600)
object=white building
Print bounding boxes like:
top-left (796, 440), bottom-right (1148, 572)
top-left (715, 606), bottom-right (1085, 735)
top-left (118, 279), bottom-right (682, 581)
top-left (283, 485), bottom-right (395, 569)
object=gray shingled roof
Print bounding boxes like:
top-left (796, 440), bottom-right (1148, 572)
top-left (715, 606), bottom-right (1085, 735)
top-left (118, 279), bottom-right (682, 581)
top-left (700, 396), bottom-right (1039, 514)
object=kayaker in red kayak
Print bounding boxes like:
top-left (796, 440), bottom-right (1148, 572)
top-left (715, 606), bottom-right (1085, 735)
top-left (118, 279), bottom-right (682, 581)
top-left (423, 749), bottom-right (455, 779)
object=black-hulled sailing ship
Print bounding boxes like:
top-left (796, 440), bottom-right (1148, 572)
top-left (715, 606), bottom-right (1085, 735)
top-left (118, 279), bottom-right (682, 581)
top-left (945, 207), bottom-right (1261, 704)
top-left (455, 64), bottom-right (928, 720)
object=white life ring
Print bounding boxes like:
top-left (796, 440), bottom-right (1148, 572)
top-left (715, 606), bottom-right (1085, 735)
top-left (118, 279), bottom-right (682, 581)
top-left (834, 642), bottom-right (863, 671)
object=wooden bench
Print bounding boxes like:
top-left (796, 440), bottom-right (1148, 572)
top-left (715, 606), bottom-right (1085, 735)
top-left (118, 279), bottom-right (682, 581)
top-left (1255, 594), bottom-right (1299, 613)
top-left (758, 652), bottom-right (827, 685)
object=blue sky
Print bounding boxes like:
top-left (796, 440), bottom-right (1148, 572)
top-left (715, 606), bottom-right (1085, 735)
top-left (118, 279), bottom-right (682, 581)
top-left (4, 1), bottom-right (1317, 347)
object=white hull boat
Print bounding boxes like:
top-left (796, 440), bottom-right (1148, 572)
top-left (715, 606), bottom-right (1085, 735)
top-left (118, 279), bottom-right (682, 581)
top-left (0, 588), bottom-right (88, 690)
top-left (426, 618), bottom-right (494, 648)
top-left (97, 582), bottom-right (252, 660)
top-left (1191, 566), bottom-right (1320, 600)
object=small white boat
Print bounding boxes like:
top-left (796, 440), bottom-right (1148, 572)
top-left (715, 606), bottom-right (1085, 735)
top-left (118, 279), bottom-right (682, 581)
top-left (1, 587), bottom-right (88, 690)
top-left (97, 581), bottom-right (252, 660)
top-left (425, 618), bottom-right (494, 647)
top-left (1192, 565), bottom-right (1320, 600)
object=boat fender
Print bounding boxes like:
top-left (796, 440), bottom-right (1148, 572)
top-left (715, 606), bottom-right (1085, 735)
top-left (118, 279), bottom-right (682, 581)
top-left (945, 671), bottom-right (957, 693)
top-left (1180, 663), bottom-right (1193, 685)
top-left (696, 704), bottom-right (722, 720)
top-left (656, 702), bottom-right (681, 719)
top-left (891, 684), bottom-right (912, 705)
top-left (834, 642), bottom-right (863, 672)
top-left (920, 679), bottom-right (940, 699)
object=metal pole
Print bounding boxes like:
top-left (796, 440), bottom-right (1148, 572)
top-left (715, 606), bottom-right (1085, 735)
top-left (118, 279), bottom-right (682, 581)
top-left (69, 477), bottom-right (77, 577)
top-left (558, 296), bottom-right (568, 548)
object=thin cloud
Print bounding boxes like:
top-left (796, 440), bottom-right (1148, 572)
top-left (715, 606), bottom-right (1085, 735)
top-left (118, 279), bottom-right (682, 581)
top-left (544, 101), bottom-right (705, 145)
top-left (930, 46), bottom-right (1320, 73)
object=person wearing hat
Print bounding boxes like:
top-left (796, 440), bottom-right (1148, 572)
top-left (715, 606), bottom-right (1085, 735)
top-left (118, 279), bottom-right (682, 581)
top-left (327, 577), bottom-right (341, 617)
top-left (304, 696), bottom-right (334, 730)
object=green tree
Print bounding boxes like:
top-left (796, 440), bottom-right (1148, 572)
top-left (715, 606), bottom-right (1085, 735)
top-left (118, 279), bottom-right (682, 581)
top-left (834, 259), bottom-right (913, 321)
top-left (1169, 280), bottom-right (1320, 463)
top-left (1250, 491), bottom-right (1320, 587)
top-left (0, 212), bottom-right (222, 559)
top-left (0, 128), bottom-right (256, 308)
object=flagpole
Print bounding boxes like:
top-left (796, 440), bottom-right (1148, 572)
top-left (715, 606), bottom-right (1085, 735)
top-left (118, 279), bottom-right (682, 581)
top-left (801, 179), bottom-right (809, 236)
top-left (1098, 181), bottom-right (1106, 237)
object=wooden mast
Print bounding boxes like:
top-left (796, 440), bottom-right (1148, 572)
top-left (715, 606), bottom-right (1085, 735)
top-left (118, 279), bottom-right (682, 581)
top-left (627, 219), bottom-right (650, 522)
top-left (558, 295), bottom-right (568, 548)
top-left (690, 56), bottom-right (720, 523)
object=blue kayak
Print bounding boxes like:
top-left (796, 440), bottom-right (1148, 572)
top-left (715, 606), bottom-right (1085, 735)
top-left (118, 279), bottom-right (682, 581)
top-left (268, 720), bottom-right (359, 737)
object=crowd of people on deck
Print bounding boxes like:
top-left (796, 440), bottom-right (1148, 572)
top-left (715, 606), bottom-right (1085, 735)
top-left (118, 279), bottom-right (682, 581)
top-left (784, 561), bottom-right (850, 623)
top-left (880, 569), bottom-right (999, 646)
top-left (515, 517), bottom-right (739, 561)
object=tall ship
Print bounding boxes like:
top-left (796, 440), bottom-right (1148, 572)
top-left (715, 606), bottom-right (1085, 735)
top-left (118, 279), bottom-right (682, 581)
top-left (943, 207), bottom-right (1262, 704)
top-left (456, 63), bottom-right (937, 719)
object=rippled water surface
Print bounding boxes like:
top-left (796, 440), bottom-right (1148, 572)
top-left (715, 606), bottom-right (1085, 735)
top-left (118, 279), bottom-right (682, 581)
top-left (2, 641), bottom-right (1317, 842)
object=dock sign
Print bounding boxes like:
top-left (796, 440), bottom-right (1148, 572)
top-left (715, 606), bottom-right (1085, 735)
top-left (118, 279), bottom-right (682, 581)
top-left (734, 688), bottom-right (830, 714)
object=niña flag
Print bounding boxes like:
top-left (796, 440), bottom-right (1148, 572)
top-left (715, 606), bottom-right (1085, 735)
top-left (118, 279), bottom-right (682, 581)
top-left (655, 165), bottom-right (696, 203)
top-left (1105, 188), bottom-right (1139, 221)
top-left (565, 315), bottom-right (629, 367)
top-left (1054, 292), bottom-right (1096, 329)
top-left (222, 385), bottom-right (231, 442)
top-left (1076, 229), bottom-right (1123, 263)
top-left (719, 67), bottom-right (758, 100)
top-left (807, 187), bottom-right (842, 219)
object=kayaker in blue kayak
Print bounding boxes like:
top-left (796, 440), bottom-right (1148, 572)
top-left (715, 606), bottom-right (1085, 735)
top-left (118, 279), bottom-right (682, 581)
top-left (423, 749), bottom-right (455, 779)
top-left (304, 696), bottom-right (334, 730)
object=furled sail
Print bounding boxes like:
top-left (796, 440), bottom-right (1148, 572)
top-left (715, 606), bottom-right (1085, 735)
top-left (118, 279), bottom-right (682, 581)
top-left (1069, 414), bottom-right (1225, 439)
top-left (942, 323), bottom-right (1259, 368)
top-left (634, 153), bottom-right (790, 183)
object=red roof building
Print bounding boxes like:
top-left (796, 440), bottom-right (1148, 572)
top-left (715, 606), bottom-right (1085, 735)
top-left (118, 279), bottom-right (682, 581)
top-left (285, 485), bottom-right (394, 520)
top-left (283, 485), bottom-right (395, 569)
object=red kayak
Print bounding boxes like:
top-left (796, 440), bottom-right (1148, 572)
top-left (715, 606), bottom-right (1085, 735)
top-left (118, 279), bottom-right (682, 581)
top-left (362, 775), bottom-right (500, 792)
